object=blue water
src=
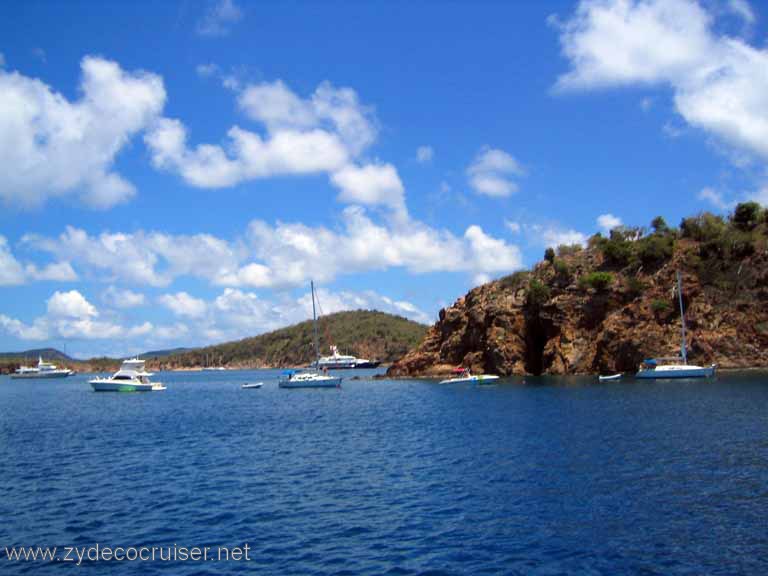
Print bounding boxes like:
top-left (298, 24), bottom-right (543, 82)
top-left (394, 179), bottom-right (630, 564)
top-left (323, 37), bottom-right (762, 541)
top-left (1, 370), bottom-right (768, 575)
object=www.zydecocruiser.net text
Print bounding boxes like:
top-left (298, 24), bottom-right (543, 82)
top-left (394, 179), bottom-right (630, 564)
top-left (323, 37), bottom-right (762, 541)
top-left (4, 544), bottom-right (251, 565)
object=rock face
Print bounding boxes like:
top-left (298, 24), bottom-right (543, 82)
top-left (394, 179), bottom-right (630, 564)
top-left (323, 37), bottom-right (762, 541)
top-left (388, 239), bottom-right (768, 377)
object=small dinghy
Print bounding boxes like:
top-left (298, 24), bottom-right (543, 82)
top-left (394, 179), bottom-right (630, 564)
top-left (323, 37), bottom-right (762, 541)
top-left (241, 382), bottom-right (263, 389)
top-left (598, 373), bottom-right (622, 382)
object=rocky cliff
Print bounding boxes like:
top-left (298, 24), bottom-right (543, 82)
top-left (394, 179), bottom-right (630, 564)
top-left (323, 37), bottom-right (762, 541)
top-left (389, 209), bottom-right (768, 377)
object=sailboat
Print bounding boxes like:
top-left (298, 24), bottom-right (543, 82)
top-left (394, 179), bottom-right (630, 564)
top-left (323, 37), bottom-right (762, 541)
top-left (279, 281), bottom-right (342, 389)
top-left (635, 271), bottom-right (716, 379)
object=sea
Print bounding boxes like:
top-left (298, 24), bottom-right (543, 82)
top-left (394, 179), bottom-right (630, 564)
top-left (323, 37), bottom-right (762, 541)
top-left (1, 369), bottom-right (767, 575)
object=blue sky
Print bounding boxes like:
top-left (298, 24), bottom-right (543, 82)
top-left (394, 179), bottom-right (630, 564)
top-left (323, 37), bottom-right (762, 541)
top-left (1, 0), bottom-right (766, 358)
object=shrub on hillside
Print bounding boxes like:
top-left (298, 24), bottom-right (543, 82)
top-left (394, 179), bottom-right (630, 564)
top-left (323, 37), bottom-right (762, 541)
top-left (556, 243), bottom-right (583, 257)
top-left (636, 233), bottom-right (675, 267)
top-left (553, 258), bottom-right (571, 282)
top-left (578, 271), bottom-right (613, 292)
top-left (680, 212), bottom-right (726, 242)
top-left (732, 201), bottom-right (762, 231)
top-left (544, 247), bottom-right (556, 263)
top-left (651, 299), bottom-right (671, 313)
top-left (625, 276), bottom-right (646, 298)
top-left (526, 279), bottom-right (551, 309)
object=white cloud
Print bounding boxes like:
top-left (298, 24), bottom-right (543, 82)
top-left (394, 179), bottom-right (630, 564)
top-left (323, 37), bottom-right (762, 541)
top-left (102, 286), bottom-right (146, 308)
top-left (416, 145), bottom-right (434, 163)
top-left (728, 0), bottom-right (755, 25)
top-left (467, 147), bottom-right (525, 197)
top-left (159, 292), bottom-right (208, 319)
top-left (0, 56), bottom-right (165, 209)
top-left (505, 220), bottom-right (522, 234)
top-left (47, 290), bottom-right (98, 318)
top-left (23, 225), bottom-right (242, 287)
top-left (331, 163), bottom-right (406, 217)
top-left (519, 222), bottom-right (588, 249)
top-left (197, 0), bottom-right (242, 37)
top-left (24, 207), bottom-right (523, 291)
top-left (698, 187), bottom-right (734, 210)
top-left (0, 315), bottom-right (49, 340)
top-left (597, 213), bottom-right (623, 233)
top-left (196, 63), bottom-right (219, 78)
top-left (556, 0), bottom-right (768, 161)
top-left (0, 236), bottom-right (26, 285)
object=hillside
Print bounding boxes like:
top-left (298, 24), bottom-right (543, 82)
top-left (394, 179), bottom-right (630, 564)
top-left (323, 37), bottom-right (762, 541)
top-left (389, 204), bottom-right (768, 377)
top-left (155, 310), bottom-right (428, 370)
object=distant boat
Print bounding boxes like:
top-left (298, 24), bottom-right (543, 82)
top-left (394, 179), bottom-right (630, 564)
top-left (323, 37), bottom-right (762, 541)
top-left (279, 281), bottom-right (342, 389)
top-left (89, 358), bottom-right (166, 392)
top-left (636, 271), bottom-right (716, 379)
top-left (313, 345), bottom-right (381, 369)
top-left (11, 356), bottom-right (73, 379)
top-left (241, 382), bottom-right (263, 389)
top-left (598, 373), bottom-right (622, 382)
top-left (439, 367), bottom-right (499, 385)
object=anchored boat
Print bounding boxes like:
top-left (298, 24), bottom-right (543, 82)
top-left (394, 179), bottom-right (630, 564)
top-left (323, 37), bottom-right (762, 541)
top-left (89, 358), bottom-right (166, 392)
top-left (279, 281), bottom-right (342, 389)
top-left (636, 271), bottom-right (716, 379)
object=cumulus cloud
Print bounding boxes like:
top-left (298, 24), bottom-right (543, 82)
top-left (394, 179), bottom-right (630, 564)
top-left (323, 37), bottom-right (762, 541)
top-left (698, 187), bottom-right (734, 210)
top-left (416, 145), bottom-right (434, 163)
top-left (145, 78), bottom-right (410, 215)
top-left (0, 236), bottom-right (26, 286)
top-left (467, 147), bottom-right (525, 197)
top-left (0, 56), bottom-right (165, 209)
top-left (159, 292), bottom-right (208, 319)
top-left (0, 235), bottom-right (76, 285)
top-left (727, 0), bottom-right (755, 25)
top-left (47, 290), bottom-right (98, 318)
top-left (597, 213), bottom-right (623, 233)
top-left (23, 209), bottom-right (523, 291)
top-left (102, 286), bottom-right (146, 308)
top-left (555, 0), bottom-right (768, 161)
top-left (331, 163), bottom-right (406, 217)
top-left (197, 0), bottom-right (242, 37)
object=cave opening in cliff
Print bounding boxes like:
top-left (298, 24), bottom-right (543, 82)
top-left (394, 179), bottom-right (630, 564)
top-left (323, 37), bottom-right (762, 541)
top-left (524, 314), bottom-right (549, 375)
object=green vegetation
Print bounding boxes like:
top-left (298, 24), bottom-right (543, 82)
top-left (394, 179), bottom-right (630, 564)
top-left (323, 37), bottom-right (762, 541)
top-left (161, 310), bottom-right (428, 368)
top-left (579, 271), bottom-right (613, 292)
top-left (651, 299), bottom-right (671, 313)
top-left (544, 247), bottom-right (556, 263)
top-left (553, 258), bottom-right (571, 282)
top-left (732, 201), bottom-right (762, 231)
top-left (499, 270), bottom-right (530, 291)
top-left (556, 243), bottom-right (582, 257)
top-left (625, 276), bottom-right (646, 298)
top-left (525, 279), bottom-right (551, 310)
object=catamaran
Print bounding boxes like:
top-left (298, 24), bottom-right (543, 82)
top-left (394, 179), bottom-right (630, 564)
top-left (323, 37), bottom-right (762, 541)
top-left (636, 271), bottom-right (716, 379)
top-left (89, 358), bottom-right (166, 392)
top-left (279, 281), bottom-right (342, 389)
top-left (11, 356), bottom-right (73, 379)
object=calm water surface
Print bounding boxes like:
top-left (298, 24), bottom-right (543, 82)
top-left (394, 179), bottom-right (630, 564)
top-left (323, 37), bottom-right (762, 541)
top-left (1, 370), bottom-right (767, 575)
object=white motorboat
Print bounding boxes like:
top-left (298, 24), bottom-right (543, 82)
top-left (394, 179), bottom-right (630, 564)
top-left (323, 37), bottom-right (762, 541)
top-left (11, 356), bottom-right (73, 379)
top-left (439, 368), bottom-right (500, 385)
top-left (636, 271), bottom-right (716, 379)
top-left (279, 281), bottom-right (343, 389)
top-left (241, 382), bottom-right (263, 389)
top-left (89, 358), bottom-right (166, 392)
top-left (598, 373), bottom-right (622, 382)
top-left (313, 345), bottom-right (381, 369)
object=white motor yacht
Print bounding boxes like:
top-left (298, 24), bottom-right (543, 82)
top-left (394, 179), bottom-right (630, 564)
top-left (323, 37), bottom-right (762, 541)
top-left (89, 358), bottom-right (166, 392)
top-left (11, 356), bottom-right (73, 379)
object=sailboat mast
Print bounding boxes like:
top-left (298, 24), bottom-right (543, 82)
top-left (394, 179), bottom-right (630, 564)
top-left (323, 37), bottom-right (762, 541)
top-left (676, 270), bottom-right (688, 365)
top-left (311, 281), bottom-right (320, 364)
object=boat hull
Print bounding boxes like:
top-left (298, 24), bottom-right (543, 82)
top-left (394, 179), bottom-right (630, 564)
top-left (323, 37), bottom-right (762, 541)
top-left (278, 377), bottom-right (342, 389)
top-left (11, 371), bottom-right (72, 379)
top-left (439, 375), bottom-right (500, 385)
top-left (90, 380), bottom-right (166, 392)
top-left (635, 365), bottom-right (716, 379)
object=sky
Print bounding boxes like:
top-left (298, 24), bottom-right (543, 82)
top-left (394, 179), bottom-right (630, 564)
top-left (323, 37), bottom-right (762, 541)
top-left (1, 0), bottom-right (767, 358)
